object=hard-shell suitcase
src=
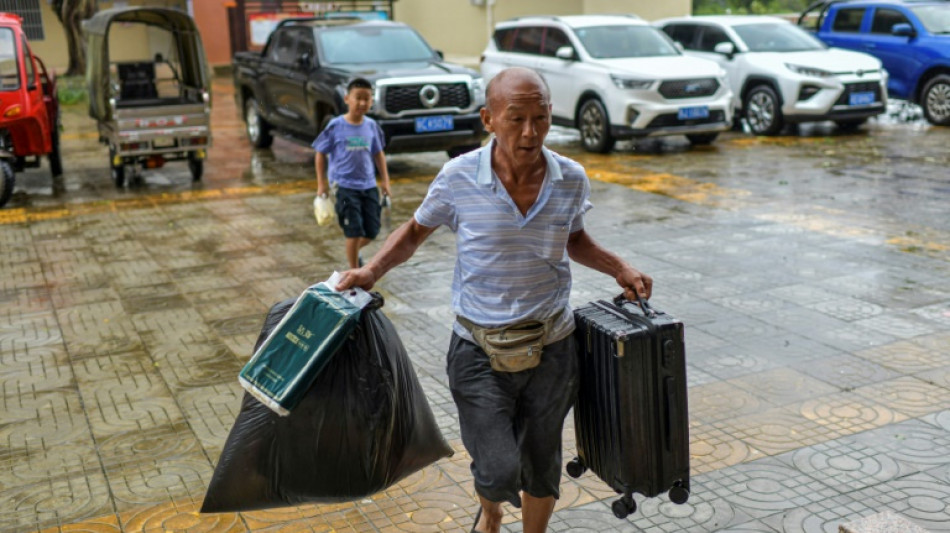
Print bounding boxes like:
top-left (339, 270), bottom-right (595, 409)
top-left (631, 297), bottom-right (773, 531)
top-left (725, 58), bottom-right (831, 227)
top-left (568, 295), bottom-right (690, 519)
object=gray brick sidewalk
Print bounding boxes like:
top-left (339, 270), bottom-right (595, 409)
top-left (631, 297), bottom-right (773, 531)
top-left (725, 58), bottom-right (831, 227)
top-left (2, 83), bottom-right (949, 532)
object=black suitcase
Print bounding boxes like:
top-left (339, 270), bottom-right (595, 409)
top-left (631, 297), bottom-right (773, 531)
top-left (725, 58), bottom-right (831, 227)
top-left (567, 295), bottom-right (690, 519)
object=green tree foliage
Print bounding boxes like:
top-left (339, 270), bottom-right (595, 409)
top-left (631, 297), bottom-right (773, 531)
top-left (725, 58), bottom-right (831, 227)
top-left (693, 0), bottom-right (811, 15)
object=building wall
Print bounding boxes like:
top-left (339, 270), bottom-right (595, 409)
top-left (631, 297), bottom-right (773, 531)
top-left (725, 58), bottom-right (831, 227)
top-left (27, 0), bottom-right (186, 74)
top-left (191, 1), bottom-right (232, 67)
top-left (399, 0), bottom-right (693, 61)
top-left (29, 0), bottom-right (693, 73)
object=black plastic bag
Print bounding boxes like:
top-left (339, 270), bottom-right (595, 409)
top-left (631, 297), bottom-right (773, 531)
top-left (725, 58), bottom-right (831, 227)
top-left (200, 294), bottom-right (453, 513)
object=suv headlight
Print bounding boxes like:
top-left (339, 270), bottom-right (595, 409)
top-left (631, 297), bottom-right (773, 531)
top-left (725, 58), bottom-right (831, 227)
top-left (610, 75), bottom-right (654, 90)
top-left (785, 63), bottom-right (833, 78)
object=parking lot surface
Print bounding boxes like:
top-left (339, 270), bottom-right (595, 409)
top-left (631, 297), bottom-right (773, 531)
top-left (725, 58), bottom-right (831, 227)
top-left (2, 79), bottom-right (950, 532)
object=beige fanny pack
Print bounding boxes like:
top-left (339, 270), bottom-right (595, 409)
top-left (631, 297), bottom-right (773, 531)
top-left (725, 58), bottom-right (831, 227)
top-left (457, 311), bottom-right (562, 373)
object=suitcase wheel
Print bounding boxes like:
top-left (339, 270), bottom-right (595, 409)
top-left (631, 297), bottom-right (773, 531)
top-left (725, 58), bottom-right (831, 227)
top-left (565, 457), bottom-right (587, 478)
top-left (669, 483), bottom-right (689, 505)
top-left (611, 494), bottom-right (636, 519)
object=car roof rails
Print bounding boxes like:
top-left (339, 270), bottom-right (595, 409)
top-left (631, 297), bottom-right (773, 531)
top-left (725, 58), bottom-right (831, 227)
top-left (274, 15), bottom-right (366, 31)
top-left (505, 15), bottom-right (563, 22)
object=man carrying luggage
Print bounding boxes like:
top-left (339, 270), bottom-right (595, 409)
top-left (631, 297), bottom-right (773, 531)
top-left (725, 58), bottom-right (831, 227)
top-left (334, 67), bottom-right (652, 533)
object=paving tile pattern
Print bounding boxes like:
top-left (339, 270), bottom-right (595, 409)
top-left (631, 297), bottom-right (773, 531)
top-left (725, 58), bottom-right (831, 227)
top-left (3, 90), bottom-right (950, 532)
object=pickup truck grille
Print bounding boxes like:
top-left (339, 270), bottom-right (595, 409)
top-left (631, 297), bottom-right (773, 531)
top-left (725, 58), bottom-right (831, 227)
top-left (658, 78), bottom-right (719, 99)
top-left (834, 82), bottom-right (882, 106)
top-left (384, 83), bottom-right (471, 113)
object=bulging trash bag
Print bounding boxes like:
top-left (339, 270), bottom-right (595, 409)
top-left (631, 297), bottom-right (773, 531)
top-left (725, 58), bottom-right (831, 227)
top-left (200, 294), bottom-right (453, 513)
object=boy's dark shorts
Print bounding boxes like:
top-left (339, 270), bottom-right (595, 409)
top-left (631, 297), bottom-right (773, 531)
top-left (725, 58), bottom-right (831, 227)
top-left (335, 186), bottom-right (381, 239)
top-left (446, 332), bottom-right (578, 508)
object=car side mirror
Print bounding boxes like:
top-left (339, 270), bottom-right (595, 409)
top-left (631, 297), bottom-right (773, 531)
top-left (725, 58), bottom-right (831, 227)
top-left (891, 23), bottom-right (915, 38)
top-left (555, 46), bottom-right (576, 60)
top-left (435, 50), bottom-right (444, 60)
top-left (673, 41), bottom-right (685, 52)
top-left (713, 41), bottom-right (736, 58)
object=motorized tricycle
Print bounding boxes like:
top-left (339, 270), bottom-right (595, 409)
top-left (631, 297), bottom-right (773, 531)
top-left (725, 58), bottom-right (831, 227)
top-left (84, 7), bottom-right (211, 187)
top-left (0, 12), bottom-right (63, 208)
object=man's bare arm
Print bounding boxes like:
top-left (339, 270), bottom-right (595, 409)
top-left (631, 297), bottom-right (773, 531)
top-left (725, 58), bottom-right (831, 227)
top-left (566, 229), bottom-right (653, 300)
top-left (334, 218), bottom-right (437, 291)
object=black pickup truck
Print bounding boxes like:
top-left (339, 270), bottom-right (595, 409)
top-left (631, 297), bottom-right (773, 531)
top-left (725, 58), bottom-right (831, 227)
top-left (233, 18), bottom-right (487, 156)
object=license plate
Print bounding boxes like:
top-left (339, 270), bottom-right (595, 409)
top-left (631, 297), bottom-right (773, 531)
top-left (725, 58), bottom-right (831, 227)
top-left (849, 91), bottom-right (876, 106)
top-left (152, 136), bottom-right (176, 149)
top-left (677, 106), bottom-right (709, 120)
top-left (415, 115), bottom-right (454, 133)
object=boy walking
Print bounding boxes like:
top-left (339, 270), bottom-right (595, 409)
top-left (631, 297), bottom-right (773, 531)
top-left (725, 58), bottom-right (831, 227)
top-left (314, 78), bottom-right (391, 268)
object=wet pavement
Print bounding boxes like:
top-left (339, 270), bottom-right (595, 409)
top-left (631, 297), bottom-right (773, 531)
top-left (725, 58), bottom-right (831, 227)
top-left (2, 79), bottom-right (950, 532)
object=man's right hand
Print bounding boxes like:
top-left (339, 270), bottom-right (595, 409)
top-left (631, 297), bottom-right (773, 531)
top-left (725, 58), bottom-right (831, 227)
top-left (334, 266), bottom-right (377, 292)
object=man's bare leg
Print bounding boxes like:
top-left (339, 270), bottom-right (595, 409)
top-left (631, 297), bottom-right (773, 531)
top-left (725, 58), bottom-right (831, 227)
top-left (345, 237), bottom-right (373, 268)
top-left (521, 493), bottom-right (555, 533)
top-left (473, 495), bottom-right (503, 533)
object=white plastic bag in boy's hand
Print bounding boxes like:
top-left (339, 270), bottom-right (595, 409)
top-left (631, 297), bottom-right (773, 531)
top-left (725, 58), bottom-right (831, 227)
top-left (313, 195), bottom-right (334, 226)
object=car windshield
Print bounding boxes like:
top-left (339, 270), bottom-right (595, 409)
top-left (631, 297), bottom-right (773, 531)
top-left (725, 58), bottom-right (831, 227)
top-left (733, 22), bottom-right (826, 52)
top-left (0, 28), bottom-right (18, 91)
top-left (910, 5), bottom-right (950, 34)
top-left (573, 25), bottom-right (680, 59)
top-left (318, 26), bottom-right (435, 64)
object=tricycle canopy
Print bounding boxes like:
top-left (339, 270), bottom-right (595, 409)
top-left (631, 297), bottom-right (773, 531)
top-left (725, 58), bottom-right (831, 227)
top-left (84, 7), bottom-right (210, 122)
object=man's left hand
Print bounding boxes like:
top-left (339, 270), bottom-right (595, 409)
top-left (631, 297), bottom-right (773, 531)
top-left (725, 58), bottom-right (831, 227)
top-left (617, 267), bottom-right (653, 301)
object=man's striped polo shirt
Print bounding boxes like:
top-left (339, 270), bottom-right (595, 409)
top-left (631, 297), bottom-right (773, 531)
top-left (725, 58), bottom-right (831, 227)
top-left (414, 140), bottom-right (592, 344)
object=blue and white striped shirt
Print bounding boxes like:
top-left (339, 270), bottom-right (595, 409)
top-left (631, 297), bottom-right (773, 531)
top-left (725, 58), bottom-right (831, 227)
top-left (414, 140), bottom-right (592, 344)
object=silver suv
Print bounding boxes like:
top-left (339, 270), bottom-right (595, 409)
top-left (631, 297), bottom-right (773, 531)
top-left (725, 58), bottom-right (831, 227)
top-left (480, 14), bottom-right (734, 152)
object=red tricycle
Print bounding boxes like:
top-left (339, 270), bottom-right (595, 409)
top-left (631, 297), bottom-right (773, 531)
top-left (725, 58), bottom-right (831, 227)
top-left (0, 12), bottom-right (63, 208)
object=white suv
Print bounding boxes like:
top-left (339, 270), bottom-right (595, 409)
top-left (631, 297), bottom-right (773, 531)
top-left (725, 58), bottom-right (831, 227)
top-left (480, 15), bottom-right (734, 152)
top-left (656, 15), bottom-right (887, 135)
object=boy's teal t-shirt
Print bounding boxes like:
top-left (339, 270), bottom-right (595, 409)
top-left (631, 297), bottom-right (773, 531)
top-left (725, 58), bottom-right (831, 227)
top-left (312, 115), bottom-right (385, 190)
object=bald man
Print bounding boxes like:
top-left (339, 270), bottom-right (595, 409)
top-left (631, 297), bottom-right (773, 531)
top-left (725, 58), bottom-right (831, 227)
top-left (335, 67), bottom-right (652, 533)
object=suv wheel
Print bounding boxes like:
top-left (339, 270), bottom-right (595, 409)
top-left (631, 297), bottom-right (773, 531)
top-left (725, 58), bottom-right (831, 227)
top-left (245, 97), bottom-right (274, 148)
top-left (921, 74), bottom-right (950, 126)
top-left (835, 118), bottom-right (867, 132)
top-left (686, 133), bottom-right (719, 145)
top-left (0, 159), bottom-right (13, 208)
top-left (744, 84), bottom-right (783, 135)
top-left (578, 99), bottom-right (616, 153)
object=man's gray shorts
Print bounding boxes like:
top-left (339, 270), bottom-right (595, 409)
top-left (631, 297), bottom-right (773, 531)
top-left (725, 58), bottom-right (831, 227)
top-left (446, 332), bottom-right (578, 508)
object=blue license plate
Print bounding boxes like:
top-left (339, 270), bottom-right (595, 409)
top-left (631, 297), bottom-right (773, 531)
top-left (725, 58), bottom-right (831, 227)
top-left (678, 106), bottom-right (709, 120)
top-left (849, 91), bottom-right (876, 106)
top-left (415, 115), bottom-right (454, 133)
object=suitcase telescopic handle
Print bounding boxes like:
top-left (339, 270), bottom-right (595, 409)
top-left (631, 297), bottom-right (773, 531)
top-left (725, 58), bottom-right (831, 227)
top-left (613, 293), bottom-right (657, 318)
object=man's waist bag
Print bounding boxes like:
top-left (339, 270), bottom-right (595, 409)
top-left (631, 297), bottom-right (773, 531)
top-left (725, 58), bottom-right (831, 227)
top-left (457, 311), bottom-right (561, 373)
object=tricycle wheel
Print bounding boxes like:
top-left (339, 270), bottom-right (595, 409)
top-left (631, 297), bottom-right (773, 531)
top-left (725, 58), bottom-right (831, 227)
top-left (49, 114), bottom-right (63, 177)
top-left (109, 147), bottom-right (125, 188)
top-left (0, 159), bottom-right (13, 207)
top-left (188, 153), bottom-right (203, 181)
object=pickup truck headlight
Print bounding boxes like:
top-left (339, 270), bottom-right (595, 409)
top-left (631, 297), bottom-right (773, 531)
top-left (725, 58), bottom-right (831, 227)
top-left (610, 75), bottom-right (654, 90)
top-left (471, 76), bottom-right (486, 105)
top-left (785, 63), bottom-right (833, 78)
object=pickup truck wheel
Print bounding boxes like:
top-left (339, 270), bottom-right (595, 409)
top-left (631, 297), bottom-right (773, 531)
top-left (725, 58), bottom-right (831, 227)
top-left (921, 74), bottom-right (950, 126)
top-left (744, 84), bottom-right (783, 135)
top-left (578, 98), bottom-right (615, 153)
top-left (0, 159), bottom-right (13, 208)
top-left (245, 97), bottom-right (274, 148)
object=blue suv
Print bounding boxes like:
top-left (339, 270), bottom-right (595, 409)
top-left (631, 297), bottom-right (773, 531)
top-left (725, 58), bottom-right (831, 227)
top-left (799, 0), bottom-right (950, 125)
